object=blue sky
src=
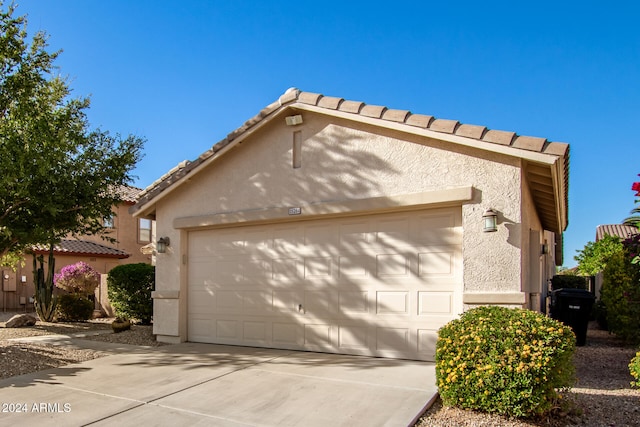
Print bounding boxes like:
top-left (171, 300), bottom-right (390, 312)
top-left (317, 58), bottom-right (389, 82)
top-left (17, 1), bottom-right (640, 267)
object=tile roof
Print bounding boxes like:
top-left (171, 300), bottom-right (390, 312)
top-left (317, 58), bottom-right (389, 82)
top-left (132, 88), bottom-right (569, 235)
top-left (32, 240), bottom-right (130, 259)
top-left (596, 224), bottom-right (639, 241)
top-left (110, 184), bottom-right (143, 204)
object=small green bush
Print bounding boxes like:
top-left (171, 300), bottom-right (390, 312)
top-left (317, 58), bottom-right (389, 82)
top-left (56, 293), bottom-right (94, 321)
top-left (631, 351), bottom-right (640, 388)
top-left (436, 306), bottom-right (576, 418)
top-left (550, 275), bottom-right (587, 290)
top-left (107, 263), bottom-right (154, 324)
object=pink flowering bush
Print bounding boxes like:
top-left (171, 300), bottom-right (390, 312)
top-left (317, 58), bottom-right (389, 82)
top-left (54, 262), bottom-right (100, 321)
top-left (54, 262), bottom-right (100, 295)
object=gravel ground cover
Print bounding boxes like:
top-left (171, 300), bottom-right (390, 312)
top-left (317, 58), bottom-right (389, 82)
top-left (1, 313), bottom-right (638, 426)
top-left (0, 313), bottom-right (161, 380)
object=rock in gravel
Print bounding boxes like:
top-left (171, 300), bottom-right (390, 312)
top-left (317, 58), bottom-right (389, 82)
top-left (4, 314), bottom-right (37, 328)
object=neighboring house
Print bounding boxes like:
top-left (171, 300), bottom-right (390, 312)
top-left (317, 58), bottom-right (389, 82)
top-left (0, 185), bottom-right (154, 314)
top-left (593, 224), bottom-right (640, 298)
top-left (131, 88), bottom-right (569, 361)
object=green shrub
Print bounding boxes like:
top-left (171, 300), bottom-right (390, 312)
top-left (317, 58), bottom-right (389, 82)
top-left (550, 275), bottom-right (587, 290)
top-left (601, 251), bottom-right (640, 344)
top-left (631, 351), bottom-right (640, 388)
top-left (56, 293), bottom-right (94, 321)
top-left (107, 263), bottom-right (154, 324)
top-left (436, 306), bottom-right (576, 418)
top-left (593, 299), bottom-right (608, 330)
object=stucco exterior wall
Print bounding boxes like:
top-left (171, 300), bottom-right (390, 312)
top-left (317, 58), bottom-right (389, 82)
top-left (151, 113), bottom-right (528, 340)
top-left (81, 202), bottom-right (153, 265)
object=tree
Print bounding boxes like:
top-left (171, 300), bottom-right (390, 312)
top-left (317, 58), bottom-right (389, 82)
top-left (574, 234), bottom-right (624, 276)
top-left (0, 3), bottom-right (144, 319)
top-left (0, 4), bottom-right (144, 257)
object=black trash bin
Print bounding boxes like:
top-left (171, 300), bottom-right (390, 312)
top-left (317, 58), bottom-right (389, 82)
top-left (550, 288), bottom-right (595, 346)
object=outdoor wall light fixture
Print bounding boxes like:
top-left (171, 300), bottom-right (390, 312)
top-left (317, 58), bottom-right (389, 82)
top-left (482, 209), bottom-right (498, 232)
top-left (156, 237), bottom-right (170, 254)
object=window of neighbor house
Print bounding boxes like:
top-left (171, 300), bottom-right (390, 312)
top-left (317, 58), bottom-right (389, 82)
top-left (138, 218), bottom-right (152, 243)
top-left (103, 214), bottom-right (114, 228)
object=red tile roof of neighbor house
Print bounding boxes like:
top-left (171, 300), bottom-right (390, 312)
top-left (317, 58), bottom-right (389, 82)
top-left (112, 184), bottom-right (143, 204)
top-left (132, 88), bottom-right (569, 237)
top-left (596, 224), bottom-right (640, 241)
top-left (32, 240), bottom-right (130, 259)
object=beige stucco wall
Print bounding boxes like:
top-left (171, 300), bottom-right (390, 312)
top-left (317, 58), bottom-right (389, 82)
top-left (151, 113), bottom-right (530, 341)
top-left (82, 202), bottom-right (153, 265)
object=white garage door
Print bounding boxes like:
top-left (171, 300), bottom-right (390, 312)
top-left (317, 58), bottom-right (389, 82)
top-left (187, 207), bottom-right (462, 361)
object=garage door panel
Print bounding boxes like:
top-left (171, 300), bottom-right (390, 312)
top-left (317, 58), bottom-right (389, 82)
top-left (244, 230), bottom-right (271, 251)
top-left (273, 226), bottom-right (303, 252)
top-left (273, 291), bottom-right (303, 313)
top-left (244, 259), bottom-right (271, 279)
top-left (339, 221), bottom-right (371, 246)
top-left (338, 325), bottom-right (369, 350)
top-left (418, 291), bottom-right (453, 315)
top-left (304, 324), bottom-right (332, 347)
top-left (338, 255), bottom-right (371, 278)
top-left (188, 289), bottom-right (214, 311)
top-left (216, 319), bottom-right (240, 339)
top-left (216, 231), bottom-right (246, 253)
top-left (243, 321), bottom-right (268, 342)
top-left (418, 250), bottom-right (459, 277)
top-left (189, 316), bottom-right (214, 342)
top-left (376, 291), bottom-right (409, 315)
top-left (272, 258), bottom-right (302, 280)
top-left (215, 260), bottom-right (243, 285)
top-left (376, 327), bottom-right (410, 351)
top-left (412, 213), bottom-right (461, 246)
top-left (188, 207), bottom-right (462, 361)
top-left (374, 218), bottom-right (410, 246)
top-left (376, 254), bottom-right (410, 277)
top-left (338, 291), bottom-right (369, 314)
top-left (304, 291), bottom-right (332, 315)
top-left (273, 322), bottom-right (302, 346)
top-left (215, 291), bottom-right (272, 314)
top-left (417, 330), bottom-right (438, 355)
top-left (304, 257), bottom-right (333, 278)
top-left (304, 224), bottom-right (338, 247)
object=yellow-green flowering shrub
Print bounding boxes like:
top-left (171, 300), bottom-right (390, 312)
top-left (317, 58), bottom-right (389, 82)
top-left (631, 351), bottom-right (640, 388)
top-left (436, 306), bottom-right (576, 418)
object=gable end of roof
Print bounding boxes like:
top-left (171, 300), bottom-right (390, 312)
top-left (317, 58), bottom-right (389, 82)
top-left (132, 88), bottom-right (570, 235)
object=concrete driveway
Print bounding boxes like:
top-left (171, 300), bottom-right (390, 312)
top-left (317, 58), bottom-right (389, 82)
top-left (0, 341), bottom-right (437, 426)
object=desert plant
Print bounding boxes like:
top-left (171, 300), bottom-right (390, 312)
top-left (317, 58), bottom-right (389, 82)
top-left (56, 293), bottom-right (94, 321)
top-left (436, 306), bottom-right (575, 418)
top-left (54, 262), bottom-right (100, 296)
top-left (32, 248), bottom-right (57, 322)
top-left (107, 263), bottom-right (154, 324)
top-left (631, 351), bottom-right (640, 388)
